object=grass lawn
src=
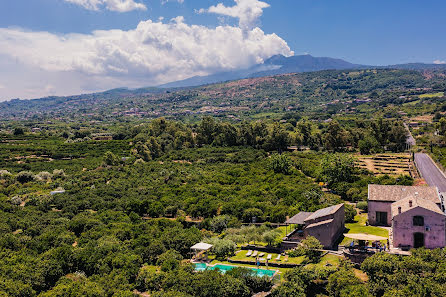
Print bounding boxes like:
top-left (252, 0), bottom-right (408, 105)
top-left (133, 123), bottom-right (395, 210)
top-left (341, 213), bottom-right (388, 245)
top-left (303, 254), bottom-right (342, 270)
top-left (230, 249), bottom-right (305, 265)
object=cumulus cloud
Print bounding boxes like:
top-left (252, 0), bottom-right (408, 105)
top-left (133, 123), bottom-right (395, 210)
top-left (198, 0), bottom-right (270, 32)
top-left (64, 0), bottom-right (147, 12)
top-left (0, 17), bottom-right (293, 100)
top-left (433, 60), bottom-right (446, 65)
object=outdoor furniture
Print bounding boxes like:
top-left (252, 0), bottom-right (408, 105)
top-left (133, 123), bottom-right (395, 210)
top-left (259, 253), bottom-right (265, 257)
top-left (275, 254), bottom-right (281, 261)
top-left (246, 250), bottom-right (253, 257)
top-left (252, 251), bottom-right (258, 257)
top-left (283, 255), bottom-right (288, 262)
top-left (267, 254), bottom-right (272, 260)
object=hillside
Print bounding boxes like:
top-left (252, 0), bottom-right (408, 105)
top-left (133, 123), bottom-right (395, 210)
top-left (1, 68), bottom-right (445, 122)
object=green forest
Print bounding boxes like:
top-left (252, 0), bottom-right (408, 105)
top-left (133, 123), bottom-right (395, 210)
top-left (1, 68), bottom-right (446, 296)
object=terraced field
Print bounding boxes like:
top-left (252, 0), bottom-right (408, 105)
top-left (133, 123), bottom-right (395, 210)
top-left (356, 153), bottom-right (418, 177)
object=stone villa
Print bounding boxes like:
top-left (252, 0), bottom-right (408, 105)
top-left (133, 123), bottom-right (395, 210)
top-left (368, 185), bottom-right (446, 249)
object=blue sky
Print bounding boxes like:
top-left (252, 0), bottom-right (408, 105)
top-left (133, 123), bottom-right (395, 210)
top-left (0, 0), bottom-right (445, 100)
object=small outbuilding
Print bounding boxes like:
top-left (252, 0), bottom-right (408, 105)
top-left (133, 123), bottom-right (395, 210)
top-left (283, 204), bottom-right (345, 249)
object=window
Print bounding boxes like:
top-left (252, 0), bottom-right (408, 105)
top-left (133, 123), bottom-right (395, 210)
top-left (413, 216), bottom-right (424, 226)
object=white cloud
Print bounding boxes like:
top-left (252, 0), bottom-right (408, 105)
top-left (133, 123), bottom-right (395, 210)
top-left (161, 0), bottom-right (184, 4)
top-left (433, 60), bottom-right (446, 65)
top-left (0, 17), bottom-right (293, 100)
top-left (198, 0), bottom-right (270, 32)
top-left (64, 0), bottom-right (147, 12)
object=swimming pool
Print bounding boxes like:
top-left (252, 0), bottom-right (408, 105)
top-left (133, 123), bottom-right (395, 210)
top-left (194, 263), bottom-right (276, 277)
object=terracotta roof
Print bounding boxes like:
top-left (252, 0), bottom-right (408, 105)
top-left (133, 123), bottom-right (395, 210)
top-left (391, 196), bottom-right (444, 216)
top-left (286, 212), bottom-right (313, 224)
top-left (304, 204), bottom-right (344, 222)
top-left (368, 185), bottom-right (440, 203)
top-left (306, 219), bottom-right (334, 229)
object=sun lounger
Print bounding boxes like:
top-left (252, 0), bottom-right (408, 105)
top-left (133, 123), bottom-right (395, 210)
top-left (259, 253), bottom-right (265, 257)
top-left (275, 254), bottom-right (281, 261)
top-left (252, 251), bottom-right (258, 257)
top-left (246, 250), bottom-right (253, 257)
top-left (267, 254), bottom-right (272, 260)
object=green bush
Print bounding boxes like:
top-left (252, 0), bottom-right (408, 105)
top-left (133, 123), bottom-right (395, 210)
top-left (356, 201), bottom-right (368, 213)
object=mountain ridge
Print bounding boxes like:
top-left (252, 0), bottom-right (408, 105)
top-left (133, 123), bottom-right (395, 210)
top-left (158, 54), bottom-right (446, 88)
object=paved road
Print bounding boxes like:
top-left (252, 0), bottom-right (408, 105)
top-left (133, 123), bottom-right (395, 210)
top-left (414, 153), bottom-right (446, 192)
top-left (404, 123), bottom-right (416, 146)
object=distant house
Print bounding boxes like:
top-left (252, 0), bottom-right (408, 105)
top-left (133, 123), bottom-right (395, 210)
top-left (368, 184), bottom-right (446, 249)
top-left (284, 204), bottom-right (345, 249)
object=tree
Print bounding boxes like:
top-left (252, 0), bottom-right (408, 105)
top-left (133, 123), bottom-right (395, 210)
top-left (389, 123), bottom-right (408, 152)
top-left (262, 229), bottom-right (282, 247)
top-left (16, 171), bottom-right (35, 184)
top-left (324, 121), bottom-right (348, 151)
top-left (104, 151), bottom-right (119, 166)
top-left (13, 127), bottom-right (25, 135)
top-left (297, 119), bottom-right (312, 146)
top-left (299, 236), bottom-right (323, 263)
top-left (358, 135), bottom-right (380, 155)
top-left (209, 215), bottom-right (230, 233)
top-left (344, 204), bottom-right (356, 223)
top-left (157, 250), bottom-right (183, 272)
top-left (197, 117), bottom-right (217, 145)
top-left (211, 238), bottom-right (236, 259)
top-left (270, 267), bottom-right (313, 297)
top-left (226, 267), bottom-right (273, 294)
top-left (269, 153), bottom-right (293, 175)
top-left (263, 123), bottom-right (290, 152)
top-left (327, 268), bottom-right (362, 297)
top-left (242, 208), bottom-right (263, 223)
top-left (320, 154), bottom-right (357, 186)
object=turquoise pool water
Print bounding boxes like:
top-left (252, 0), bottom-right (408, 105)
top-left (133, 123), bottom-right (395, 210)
top-left (194, 263), bottom-right (275, 277)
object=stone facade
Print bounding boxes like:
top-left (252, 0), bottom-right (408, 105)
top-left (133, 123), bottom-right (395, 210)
top-left (368, 184), bottom-right (446, 249)
top-left (285, 204), bottom-right (345, 249)
top-left (392, 207), bottom-right (446, 249)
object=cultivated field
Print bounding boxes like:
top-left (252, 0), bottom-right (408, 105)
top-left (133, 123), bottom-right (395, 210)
top-left (356, 153), bottom-right (418, 177)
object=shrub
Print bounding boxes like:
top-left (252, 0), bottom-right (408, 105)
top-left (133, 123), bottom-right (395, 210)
top-left (35, 171), bottom-right (52, 182)
top-left (269, 153), bottom-right (293, 175)
top-left (227, 267), bottom-right (273, 294)
top-left (16, 171), bottom-right (35, 184)
top-left (104, 151), bottom-right (119, 166)
top-left (299, 236), bottom-right (323, 263)
top-left (10, 196), bottom-right (22, 206)
top-left (0, 170), bottom-right (12, 180)
top-left (52, 169), bottom-right (66, 179)
top-left (356, 201), bottom-right (368, 213)
top-left (344, 204), bottom-right (356, 223)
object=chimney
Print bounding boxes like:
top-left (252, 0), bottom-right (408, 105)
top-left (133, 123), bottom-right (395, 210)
top-left (409, 200), bottom-right (413, 207)
top-left (398, 207), bottom-right (402, 214)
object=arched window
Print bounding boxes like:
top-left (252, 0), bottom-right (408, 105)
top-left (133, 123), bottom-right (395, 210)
top-left (413, 216), bottom-right (424, 226)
